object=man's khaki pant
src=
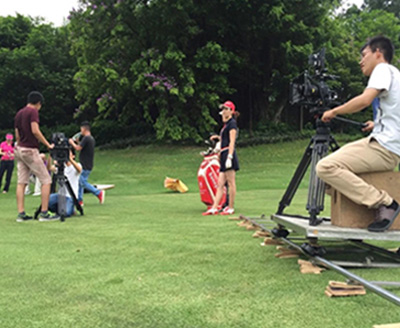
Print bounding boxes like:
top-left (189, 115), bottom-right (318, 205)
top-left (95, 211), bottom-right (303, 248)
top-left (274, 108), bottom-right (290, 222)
top-left (316, 137), bottom-right (400, 209)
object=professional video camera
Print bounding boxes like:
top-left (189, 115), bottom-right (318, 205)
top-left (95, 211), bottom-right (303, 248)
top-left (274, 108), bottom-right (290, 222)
top-left (50, 132), bottom-right (70, 164)
top-left (289, 48), bottom-right (339, 114)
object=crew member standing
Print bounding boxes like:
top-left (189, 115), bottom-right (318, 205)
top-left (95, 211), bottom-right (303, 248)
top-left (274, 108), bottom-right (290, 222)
top-left (0, 133), bottom-right (15, 194)
top-left (14, 91), bottom-right (55, 222)
top-left (203, 100), bottom-right (240, 216)
top-left (69, 121), bottom-right (105, 205)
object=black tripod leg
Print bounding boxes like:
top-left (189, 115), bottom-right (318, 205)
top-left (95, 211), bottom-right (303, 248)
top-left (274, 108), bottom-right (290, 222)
top-left (307, 140), bottom-right (330, 226)
top-left (65, 179), bottom-right (84, 216)
top-left (277, 139), bottom-right (313, 214)
top-left (56, 178), bottom-right (67, 222)
top-left (50, 174), bottom-right (57, 194)
top-left (329, 135), bottom-right (340, 152)
top-left (34, 204), bottom-right (42, 220)
top-left (307, 135), bottom-right (340, 226)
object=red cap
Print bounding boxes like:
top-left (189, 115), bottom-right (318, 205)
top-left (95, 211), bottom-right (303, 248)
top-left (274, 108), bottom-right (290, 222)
top-left (219, 100), bottom-right (235, 112)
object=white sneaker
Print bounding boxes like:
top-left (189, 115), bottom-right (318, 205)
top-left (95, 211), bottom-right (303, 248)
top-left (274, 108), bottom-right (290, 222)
top-left (202, 208), bottom-right (218, 216)
top-left (220, 207), bottom-right (235, 215)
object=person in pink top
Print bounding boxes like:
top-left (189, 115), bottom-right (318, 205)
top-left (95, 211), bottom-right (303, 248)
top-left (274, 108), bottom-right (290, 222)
top-left (0, 133), bottom-right (15, 193)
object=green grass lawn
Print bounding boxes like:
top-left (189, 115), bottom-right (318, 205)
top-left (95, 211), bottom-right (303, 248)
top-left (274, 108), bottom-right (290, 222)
top-left (1, 140), bottom-right (399, 328)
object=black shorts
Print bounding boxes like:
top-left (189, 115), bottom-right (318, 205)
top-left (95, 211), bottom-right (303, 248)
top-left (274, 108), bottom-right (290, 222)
top-left (220, 150), bottom-right (239, 172)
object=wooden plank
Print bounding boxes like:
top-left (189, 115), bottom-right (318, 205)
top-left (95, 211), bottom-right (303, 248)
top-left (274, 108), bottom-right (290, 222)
top-left (262, 238), bottom-right (284, 246)
top-left (325, 286), bottom-right (366, 296)
top-left (329, 281), bottom-right (364, 290)
top-left (252, 231), bottom-right (271, 238)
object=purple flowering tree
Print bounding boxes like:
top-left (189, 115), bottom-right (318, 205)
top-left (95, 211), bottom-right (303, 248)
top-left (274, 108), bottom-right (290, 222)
top-left (68, 0), bottom-right (235, 141)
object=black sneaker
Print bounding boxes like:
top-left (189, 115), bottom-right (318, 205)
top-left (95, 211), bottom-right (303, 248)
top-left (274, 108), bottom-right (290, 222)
top-left (16, 213), bottom-right (33, 222)
top-left (368, 200), bottom-right (399, 232)
top-left (38, 211), bottom-right (60, 222)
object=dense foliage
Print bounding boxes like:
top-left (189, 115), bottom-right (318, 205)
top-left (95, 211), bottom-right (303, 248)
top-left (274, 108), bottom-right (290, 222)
top-left (0, 1), bottom-right (399, 143)
top-left (0, 15), bottom-right (78, 131)
top-left (69, 0), bottom-right (343, 141)
top-left (363, 0), bottom-right (400, 18)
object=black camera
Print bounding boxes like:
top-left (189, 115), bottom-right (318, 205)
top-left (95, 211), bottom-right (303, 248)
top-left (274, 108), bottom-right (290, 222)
top-left (50, 133), bottom-right (70, 164)
top-left (289, 48), bottom-right (339, 114)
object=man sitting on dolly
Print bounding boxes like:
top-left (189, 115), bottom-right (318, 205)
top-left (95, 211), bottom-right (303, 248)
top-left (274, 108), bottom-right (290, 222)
top-left (316, 36), bottom-right (400, 233)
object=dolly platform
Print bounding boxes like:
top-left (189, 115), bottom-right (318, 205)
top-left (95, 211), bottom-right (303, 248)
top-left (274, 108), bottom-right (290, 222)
top-left (272, 214), bottom-right (400, 242)
top-left (242, 214), bottom-right (400, 307)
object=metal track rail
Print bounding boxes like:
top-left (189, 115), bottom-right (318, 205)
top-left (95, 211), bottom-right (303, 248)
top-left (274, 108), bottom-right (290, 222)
top-left (241, 215), bottom-right (400, 307)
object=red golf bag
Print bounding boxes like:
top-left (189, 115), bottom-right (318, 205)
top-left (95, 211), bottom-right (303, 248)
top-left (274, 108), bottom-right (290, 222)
top-left (197, 142), bottom-right (227, 209)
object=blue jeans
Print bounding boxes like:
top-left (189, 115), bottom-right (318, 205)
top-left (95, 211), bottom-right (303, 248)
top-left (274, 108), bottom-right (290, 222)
top-left (78, 169), bottom-right (100, 201)
top-left (49, 194), bottom-right (74, 217)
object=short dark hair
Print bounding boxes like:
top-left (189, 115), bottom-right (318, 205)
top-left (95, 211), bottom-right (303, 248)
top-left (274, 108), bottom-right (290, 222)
top-left (80, 121), bottom-right (91, 130)
top-left (366, 36), bottom-right (394, 63)
top-left (360, 43), bottom-right (368, 53)
top-left (27, 91), bottom-right (44, 105)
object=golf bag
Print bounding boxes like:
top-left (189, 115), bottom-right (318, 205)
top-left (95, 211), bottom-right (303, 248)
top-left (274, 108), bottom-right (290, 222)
top-left (197, 141), bottom-right (227, 209)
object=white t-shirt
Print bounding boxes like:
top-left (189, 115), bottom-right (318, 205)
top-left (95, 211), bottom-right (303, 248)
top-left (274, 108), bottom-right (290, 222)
top-left (62, 163), bottom-right (81, 198)
top-left (369, 63), bottom-right (400, 156)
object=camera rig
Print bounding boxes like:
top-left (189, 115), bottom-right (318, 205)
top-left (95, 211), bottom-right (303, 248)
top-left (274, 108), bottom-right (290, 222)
top-left (35, 133), bottom-right (83, 222)
top-left (277, 48), bottom-right (365, 226)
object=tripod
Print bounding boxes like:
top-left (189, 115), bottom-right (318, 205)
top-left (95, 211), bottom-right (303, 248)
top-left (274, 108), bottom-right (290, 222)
top-left (35, 163), bottom-right (84, 222)
top-left (276, 118), bottom-right (340, 226)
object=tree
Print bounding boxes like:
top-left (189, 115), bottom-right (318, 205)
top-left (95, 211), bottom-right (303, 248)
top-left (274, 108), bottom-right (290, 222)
top-left (362, 0), bottom-right (400, 18)
top-left (0, 16), bottom-right (78, 131)
top-left (70, 0), bottom-right (344, 140)
top-left (69, 0), bottom-right (236, 141)
top-left (331, 7), bottom-right (400, 120)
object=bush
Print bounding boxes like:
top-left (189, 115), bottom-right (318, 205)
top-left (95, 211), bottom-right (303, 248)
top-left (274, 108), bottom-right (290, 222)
top-left (40, 120), bottom-right (154, 147)
top-left (41, 124), bottom-right (80, 142)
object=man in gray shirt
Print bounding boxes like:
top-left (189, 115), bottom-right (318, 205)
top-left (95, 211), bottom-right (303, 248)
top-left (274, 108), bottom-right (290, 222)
top-left (317, 36), bottom-right (400, 232)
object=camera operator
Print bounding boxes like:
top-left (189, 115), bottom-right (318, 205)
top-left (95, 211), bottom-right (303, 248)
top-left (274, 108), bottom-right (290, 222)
top-left (316, 36), bottom-right (400, 232)
top-left (69, 121), bottom-right (105, 205)
top-left (14, 91), bottom-right (55, 222)
top-left (47, 149), bottom-right (82, 219)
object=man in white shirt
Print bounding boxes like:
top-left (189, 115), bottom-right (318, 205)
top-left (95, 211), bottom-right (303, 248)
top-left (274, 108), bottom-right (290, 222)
top-left (316, 36), bottom-right (400, 232)
top-left (45, 149), bottom-right (82, 220)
